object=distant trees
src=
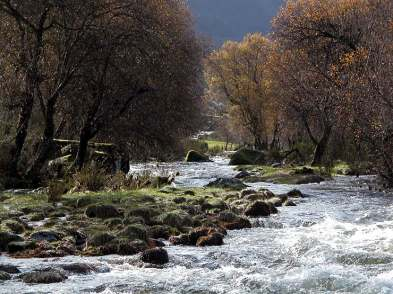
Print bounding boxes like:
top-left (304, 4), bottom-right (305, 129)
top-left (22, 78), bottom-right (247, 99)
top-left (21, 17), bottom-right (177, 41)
top-left (205, 33), bottom-right (280, 150)
top-left (0, 0), bottom-right (204, 183)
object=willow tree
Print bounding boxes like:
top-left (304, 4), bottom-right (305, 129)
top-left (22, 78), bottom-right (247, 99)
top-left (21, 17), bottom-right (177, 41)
top-left (205, 33), bottom-right (279, 150)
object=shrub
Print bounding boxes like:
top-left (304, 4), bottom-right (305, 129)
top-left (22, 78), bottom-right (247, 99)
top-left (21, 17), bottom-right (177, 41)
top-left (47, 180), bottom-right (68, 203)
top-left (73, 167), bottom-right (107, 192)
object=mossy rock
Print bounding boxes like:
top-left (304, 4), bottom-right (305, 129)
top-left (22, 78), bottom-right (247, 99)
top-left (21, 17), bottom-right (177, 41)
top-left (205, 178), bottom-right (248, 190)
top-left (119, 224), bottom-right (147, 241)
top-left (156, 210), bottom-right (193, 228)
top-left (185, 150), bottom-right (211, 163)
top-left (28, 213), bottom-right (46, 222)
top-left (87, 232), bottom-right (116, 247)
top-left (229, 148), bottom-right (266, 165)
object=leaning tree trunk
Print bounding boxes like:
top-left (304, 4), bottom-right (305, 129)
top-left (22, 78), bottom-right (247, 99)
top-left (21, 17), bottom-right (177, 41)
top-left (311, 126), bottom-right (332, 166)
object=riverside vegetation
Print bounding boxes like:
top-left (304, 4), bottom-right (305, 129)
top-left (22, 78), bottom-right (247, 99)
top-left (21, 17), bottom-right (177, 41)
top-left (0, 0), bottom-right (393, 290)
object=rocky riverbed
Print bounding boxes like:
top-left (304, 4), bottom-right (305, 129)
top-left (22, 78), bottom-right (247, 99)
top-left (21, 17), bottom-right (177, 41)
top-left (0, 157), bottom-right (391, 293)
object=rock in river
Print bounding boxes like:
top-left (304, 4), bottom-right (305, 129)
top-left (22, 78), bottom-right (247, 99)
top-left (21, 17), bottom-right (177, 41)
top-left (205, 178), bottom-right (248, 190)
top-left (141, 248), bottom-right (169, 265)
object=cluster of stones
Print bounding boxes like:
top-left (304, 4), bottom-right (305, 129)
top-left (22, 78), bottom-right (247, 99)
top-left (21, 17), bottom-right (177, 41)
top-left (0, 183), bottom-right (304, 284)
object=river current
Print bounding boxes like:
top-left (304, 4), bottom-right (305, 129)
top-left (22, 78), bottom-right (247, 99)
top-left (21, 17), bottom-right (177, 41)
top-left (1, 157), bottom-right (393, 294)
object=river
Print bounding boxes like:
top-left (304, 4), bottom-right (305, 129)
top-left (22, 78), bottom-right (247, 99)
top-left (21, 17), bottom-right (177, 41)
top-left (1, 157), bottom-right (393, 293)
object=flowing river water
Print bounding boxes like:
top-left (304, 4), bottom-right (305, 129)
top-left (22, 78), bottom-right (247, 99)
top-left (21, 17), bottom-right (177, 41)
top-left (2, 157), bottom-right (393, 293)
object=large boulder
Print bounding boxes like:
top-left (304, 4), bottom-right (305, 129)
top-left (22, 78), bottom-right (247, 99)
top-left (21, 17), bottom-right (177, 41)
top-left (85, 205), bottom-right (121, 219)
top-left (0, 232), bottom-right (23, 251)
top-left (21, 270), bottom-right (68, 284)
top-left (244, 201), bottom-right (271, 217)
top-left (229, 148), bottom-right (266, 165)
top-left (185, 150), bottom-right (211, 163)
top-left (0, 264), bottom-right (20, 274)
top-left (141, 248), bottom-right (169, 265)
top-left (205, 178), bottom-right (248, 190)
top-left (30, 231), bottom-right (62, 242)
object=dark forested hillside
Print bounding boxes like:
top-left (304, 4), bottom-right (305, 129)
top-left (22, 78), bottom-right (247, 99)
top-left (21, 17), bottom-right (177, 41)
top-left (188, 0), bottom-right (283, 45)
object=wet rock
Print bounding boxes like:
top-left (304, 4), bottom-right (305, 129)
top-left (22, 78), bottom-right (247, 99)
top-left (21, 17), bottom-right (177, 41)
top-left (21, 270), bottom-right (68, 284)
top-left (185, 150), bottom-right (211, 163)
top-left (0, 264), bottom-right (20, 274)
top-left (244, 201), bottom-right (271, 217)
top-left (59, 263), bottom-right (107, 275)
top-left (87, 232), bottom-right (116, 247)
top-left (169, 234), bottom-right (190, 246)
top-left (141, 248), bottom-right (169, 265)
top-left (268, 197), bottom-right (283, 207)
top-left (4, 220), bottom-right (25, 234)
top-left (221, 217), bottom-right (252, 230)
top-left (85, 205), bottom-right (121, 219)
top-left (30, 231), bottom-right (62, 242)
top-left (0, 271), bottom-right (11, 281)
top-left (234, 171), bottom-right (251, 179)
top-left (116, 239), bottom-right (147, 256)
top-left (258, 188), bottom-right (276, 199)
top-left (196, 232), bottom-right (224, 247)
top-left (206, 178), bottom-right (248, 190)
top-left (0, 232), bottom-right (24, 251)
top-left (119, 224), bottom-right (147, 241)
top-left (294, 175), bottom-right (324, 185)
top-left (283, 200), bottom-right (297, 206)
top-left (287, 189), bottom-right (304, 198)
top-left (188, 227), bottom-right (212, 245)
top-left (7, 241), bottom-right (36, 253)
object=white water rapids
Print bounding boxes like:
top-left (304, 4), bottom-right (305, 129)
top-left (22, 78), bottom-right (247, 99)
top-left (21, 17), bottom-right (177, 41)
top-left (1, 157), bottom-right (393, 293)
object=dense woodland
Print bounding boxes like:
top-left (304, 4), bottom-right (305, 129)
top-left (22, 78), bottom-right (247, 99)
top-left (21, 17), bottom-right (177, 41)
top-left (0, 0), bottom-right (392, 188)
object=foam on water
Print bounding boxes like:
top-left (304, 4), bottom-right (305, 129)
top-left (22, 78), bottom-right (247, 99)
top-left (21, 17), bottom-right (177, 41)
top-left (2, 159), bottom-right (393, 293)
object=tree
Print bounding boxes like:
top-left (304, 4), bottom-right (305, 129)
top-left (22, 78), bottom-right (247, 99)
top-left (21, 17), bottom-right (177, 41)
top-left (271, 0), bottom-right (369, 165)
top-left (205, 33), bottom-right (278, 150)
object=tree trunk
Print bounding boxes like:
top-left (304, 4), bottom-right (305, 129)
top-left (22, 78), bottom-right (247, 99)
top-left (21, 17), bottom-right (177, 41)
top-left (9, 94), bottom-right (34, 176)
top-left (26, 100), bottom-right (56, 180)
top-left (75, 127), bottom-right (92, 170)
top-left (311, 126), bottom-right (332, 166)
